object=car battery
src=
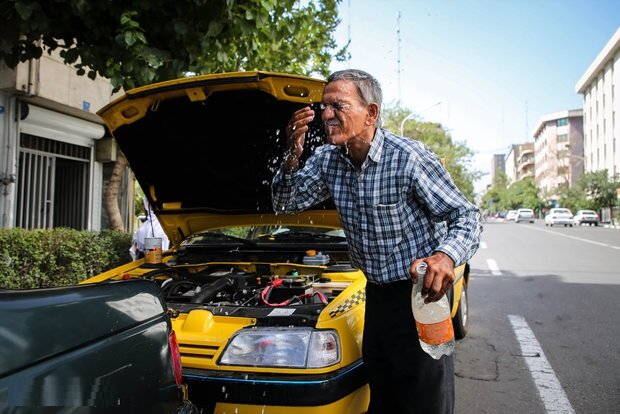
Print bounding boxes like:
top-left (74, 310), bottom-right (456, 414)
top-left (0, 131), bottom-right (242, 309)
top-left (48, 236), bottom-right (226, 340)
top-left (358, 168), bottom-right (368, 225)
top-left (266, 277), bottom-right (313, 303)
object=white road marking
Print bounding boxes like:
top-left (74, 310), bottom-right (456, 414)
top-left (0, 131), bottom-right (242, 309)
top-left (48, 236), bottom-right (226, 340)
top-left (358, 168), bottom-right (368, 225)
top-left (480, 241), bottom-right (488, 249)
top-left (486, 258), bottom-right (502, 275)
top-left (508, 314), bottom-right (575, 414)
top-left (528, 226), bottom-right (620, 249)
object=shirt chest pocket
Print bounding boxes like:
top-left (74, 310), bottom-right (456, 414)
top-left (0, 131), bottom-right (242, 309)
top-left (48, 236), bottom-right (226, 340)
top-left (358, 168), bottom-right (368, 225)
top-left (370, 202), bottom-right (405, 247)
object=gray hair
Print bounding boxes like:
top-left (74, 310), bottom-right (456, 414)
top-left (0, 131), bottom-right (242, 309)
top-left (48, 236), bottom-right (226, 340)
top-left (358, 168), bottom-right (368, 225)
top-left (328, 69), bottom-right (383, 127)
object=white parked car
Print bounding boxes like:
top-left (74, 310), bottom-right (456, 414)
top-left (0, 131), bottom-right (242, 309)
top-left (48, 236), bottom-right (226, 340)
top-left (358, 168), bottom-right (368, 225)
top-left (515, 208), bottom-right (535, 223)
top-left (545, 208), bottom-right (573, 227)
top-left (573, 210), bottom-right (599, 226)
top-left (506, 210), bottom-right (518, 221)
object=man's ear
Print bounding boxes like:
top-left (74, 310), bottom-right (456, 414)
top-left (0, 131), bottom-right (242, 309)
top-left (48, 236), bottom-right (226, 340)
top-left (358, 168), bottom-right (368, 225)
top-left (367, 103), bottom-right (379, 125)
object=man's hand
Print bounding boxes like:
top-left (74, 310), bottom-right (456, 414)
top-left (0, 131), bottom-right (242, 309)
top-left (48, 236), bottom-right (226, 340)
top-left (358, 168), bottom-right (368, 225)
top-left (410, 252), bottom-right (455, 303)
top-left (283, 106), bottom-right (315, 172)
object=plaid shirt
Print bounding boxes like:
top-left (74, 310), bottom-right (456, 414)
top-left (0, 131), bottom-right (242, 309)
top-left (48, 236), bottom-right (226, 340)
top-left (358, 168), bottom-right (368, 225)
top-left (272, 128), bottom-right (482, 284)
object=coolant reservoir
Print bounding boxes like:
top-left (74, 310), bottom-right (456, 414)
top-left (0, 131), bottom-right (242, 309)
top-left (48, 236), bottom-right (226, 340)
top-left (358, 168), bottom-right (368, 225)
top-left (303, 250), bottom-right (330, 265)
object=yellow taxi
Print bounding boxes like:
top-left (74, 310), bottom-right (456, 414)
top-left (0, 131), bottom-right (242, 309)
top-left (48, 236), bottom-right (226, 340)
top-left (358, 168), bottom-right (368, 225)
top-left (85, 72), bottom-right (470, 413)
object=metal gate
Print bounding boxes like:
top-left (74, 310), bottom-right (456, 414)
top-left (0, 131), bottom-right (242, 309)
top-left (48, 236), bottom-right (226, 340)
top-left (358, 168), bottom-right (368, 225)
top-left (16, 134), bottom-right (91, 230)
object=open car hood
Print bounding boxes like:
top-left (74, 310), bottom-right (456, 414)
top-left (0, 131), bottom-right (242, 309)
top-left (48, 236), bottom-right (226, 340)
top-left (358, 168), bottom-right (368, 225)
top-left (98, 72), bottom-right (335, 246)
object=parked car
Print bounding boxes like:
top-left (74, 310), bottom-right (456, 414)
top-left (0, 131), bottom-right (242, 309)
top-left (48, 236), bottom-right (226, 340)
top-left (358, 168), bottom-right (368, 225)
top-left (573, 210), bottom-right (600, 226)
top-left (506, 210), bottom-right (518, 221)
top-left (545, 208), bottom-right (574, 227)
top-left (87, 71), bottom-right (472, 414)
top-left (515, 208), bottom-right (535, 223)
top-left (0, 280), bottom-right (198, 413)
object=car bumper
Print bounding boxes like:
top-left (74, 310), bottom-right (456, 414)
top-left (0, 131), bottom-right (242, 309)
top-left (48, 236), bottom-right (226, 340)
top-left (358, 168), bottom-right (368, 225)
top-left (549, 219), bottom-right (572, 225)
top-left (576, 219), bottom-right (598, 224)
top-left (183, 360), bottom-right (368, 413)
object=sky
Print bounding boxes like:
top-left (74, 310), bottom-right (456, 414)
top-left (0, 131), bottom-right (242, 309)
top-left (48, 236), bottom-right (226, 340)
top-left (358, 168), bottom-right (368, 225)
top-left (328, 0), bottom-right (620, 195)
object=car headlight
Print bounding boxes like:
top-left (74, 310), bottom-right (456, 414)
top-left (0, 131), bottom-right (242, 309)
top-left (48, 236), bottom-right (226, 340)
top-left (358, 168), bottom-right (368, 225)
top-left (219, 327), bottom-right (340, 368)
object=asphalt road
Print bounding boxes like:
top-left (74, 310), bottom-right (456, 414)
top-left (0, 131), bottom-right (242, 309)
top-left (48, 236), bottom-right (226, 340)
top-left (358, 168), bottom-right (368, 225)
top-left (454, 219), bottom-right (620, 414)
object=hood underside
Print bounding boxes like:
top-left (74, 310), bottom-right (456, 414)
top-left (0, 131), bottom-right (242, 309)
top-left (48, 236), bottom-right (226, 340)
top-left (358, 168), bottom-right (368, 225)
top-left (98, 72), bottom-right (336, 243)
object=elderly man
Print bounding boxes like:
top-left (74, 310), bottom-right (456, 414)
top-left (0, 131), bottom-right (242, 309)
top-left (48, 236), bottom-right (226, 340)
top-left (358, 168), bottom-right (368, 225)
top-left (272, 69), bottom-right (481, 414)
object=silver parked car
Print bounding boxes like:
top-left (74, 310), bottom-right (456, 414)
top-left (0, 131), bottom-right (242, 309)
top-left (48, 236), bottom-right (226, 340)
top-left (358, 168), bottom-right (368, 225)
top-left (545, 208), bottom-right (573, 227)
top-left (515, 208), bottom-right (535, 223)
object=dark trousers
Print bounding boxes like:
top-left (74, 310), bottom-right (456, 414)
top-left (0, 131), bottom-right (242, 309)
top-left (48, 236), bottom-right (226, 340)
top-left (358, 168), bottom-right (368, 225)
top-left (363, 279), bottom-right (454, 414)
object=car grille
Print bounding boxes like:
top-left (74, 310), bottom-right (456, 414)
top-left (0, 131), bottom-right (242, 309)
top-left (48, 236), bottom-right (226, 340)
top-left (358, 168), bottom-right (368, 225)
top-left (180, 341), bottom-right (222, 366)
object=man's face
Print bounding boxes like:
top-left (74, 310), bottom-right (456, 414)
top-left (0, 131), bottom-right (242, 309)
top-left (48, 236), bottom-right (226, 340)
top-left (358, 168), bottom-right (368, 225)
top-left (320, 80), bottom-right (372, 146)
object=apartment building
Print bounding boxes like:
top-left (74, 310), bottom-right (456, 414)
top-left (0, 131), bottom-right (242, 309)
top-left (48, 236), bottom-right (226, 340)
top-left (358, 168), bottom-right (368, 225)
top-left (504, 145), bottom-right (518, 184)
top-left (505, 143), bottom-right (535, 186)
top-left (531, 109), bottom-right (584, 204)
top-left (0, 50), bottom-right (130, 230)
top-left (490, 153), bottom-right (506, 184)
top-left (575, 27), bottom-right (620, 178)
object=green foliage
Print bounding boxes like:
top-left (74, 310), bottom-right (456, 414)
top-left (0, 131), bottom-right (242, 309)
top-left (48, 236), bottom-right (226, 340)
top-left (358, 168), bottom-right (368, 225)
top-left (481, 172), bottom-right (544, 213)
top-left (503, 177), bottom-right (544, 211)
top-left (0, 228), bottom-right (132, 289)
top-left (381, 104), bottom-right (481, 201)
top-left (1, 0), bottom-right (347, 92)
top-left (578, 170), bottom-right (620, 210)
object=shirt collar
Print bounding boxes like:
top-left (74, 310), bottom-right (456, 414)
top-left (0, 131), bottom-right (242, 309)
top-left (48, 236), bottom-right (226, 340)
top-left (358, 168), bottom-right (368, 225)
top-left (367, 128), bottom-right (384, 163)
top-left (338, 128), bottom-right (384, 168)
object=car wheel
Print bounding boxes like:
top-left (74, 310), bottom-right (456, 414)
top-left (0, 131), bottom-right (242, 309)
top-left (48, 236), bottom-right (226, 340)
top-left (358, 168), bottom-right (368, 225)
top-left (452, 285), bottom-right (468, 340)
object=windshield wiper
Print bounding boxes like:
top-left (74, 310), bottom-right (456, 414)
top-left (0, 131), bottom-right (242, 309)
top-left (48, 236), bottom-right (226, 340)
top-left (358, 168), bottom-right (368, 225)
top-left (184, 231), bottom-right (256, 248)
top-left (264, 231), bottom-right (346, 242)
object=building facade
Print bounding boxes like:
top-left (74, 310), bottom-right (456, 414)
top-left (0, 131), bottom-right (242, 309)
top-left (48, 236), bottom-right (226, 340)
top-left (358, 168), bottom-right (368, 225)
top-left (0, 50), bottom-right (131, 231)
top-left (532, 109), bottom-right (584, 204)
top-left (504, 145), bottom-right (518, 185)
top-left (504, 143), bottom-right (535, 186)
top-left (490, 153), bottom-right (506, 185)
top-left (575, 27), bottom-right (620, 179)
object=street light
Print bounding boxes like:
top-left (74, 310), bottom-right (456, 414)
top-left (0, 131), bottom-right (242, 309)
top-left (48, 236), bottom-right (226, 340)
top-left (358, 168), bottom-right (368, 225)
top-left (399, 101), bottom-right (442, 137)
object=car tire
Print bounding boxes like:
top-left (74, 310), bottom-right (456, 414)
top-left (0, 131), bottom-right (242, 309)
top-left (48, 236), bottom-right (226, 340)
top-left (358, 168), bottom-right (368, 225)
top-left (451, 284), bottom-right (468, 340)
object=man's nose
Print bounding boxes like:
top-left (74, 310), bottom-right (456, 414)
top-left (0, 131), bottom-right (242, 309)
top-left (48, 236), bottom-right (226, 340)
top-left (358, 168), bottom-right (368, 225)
top-left (321, 105), bottom-right (335, 119)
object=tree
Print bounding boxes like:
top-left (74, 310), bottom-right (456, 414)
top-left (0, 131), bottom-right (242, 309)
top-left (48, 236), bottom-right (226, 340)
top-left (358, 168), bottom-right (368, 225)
top-left (1, 0), bottom-right (347, 230)
top-left (504, 177), bottom-right (544, 212)
top-left (1, 0), bottom-right (347, 92)
top-left (579, 170), bottom-right (620, 224)
top-left (381, 104), bottom-right (481, 201)
top-left (481, 171), bottom-right (508, 212)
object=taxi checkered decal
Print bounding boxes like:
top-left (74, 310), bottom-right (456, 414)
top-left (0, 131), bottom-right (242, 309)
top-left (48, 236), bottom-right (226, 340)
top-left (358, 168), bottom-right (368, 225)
top-left (329, 289), bottom-right (366, 318)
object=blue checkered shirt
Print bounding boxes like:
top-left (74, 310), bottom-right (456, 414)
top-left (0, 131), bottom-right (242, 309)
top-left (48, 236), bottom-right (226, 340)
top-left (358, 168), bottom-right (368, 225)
top-left (272, 128), bottom-right (482, 284)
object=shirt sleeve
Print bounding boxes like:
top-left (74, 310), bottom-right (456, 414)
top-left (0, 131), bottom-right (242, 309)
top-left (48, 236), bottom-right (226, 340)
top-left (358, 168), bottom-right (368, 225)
top-left (271, 149), bottom-right (332, 214)
top-left (411, 149), bottom-right (482, 266)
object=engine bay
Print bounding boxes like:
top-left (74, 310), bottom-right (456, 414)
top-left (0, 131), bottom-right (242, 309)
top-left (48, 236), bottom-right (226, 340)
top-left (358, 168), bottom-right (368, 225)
top-left (135, 261), bottom-right (359, 324)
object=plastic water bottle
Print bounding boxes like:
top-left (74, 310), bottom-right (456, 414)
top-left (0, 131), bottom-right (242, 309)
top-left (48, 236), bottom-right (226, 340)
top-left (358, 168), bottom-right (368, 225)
top-left (411, 262), bottom-right (455, 359)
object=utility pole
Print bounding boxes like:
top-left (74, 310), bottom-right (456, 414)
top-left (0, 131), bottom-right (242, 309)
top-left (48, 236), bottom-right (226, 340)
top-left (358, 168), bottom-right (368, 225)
top-left (347, 0), bottom-right (351, 68)
top-left (397, 11), bottom-right (401, 103)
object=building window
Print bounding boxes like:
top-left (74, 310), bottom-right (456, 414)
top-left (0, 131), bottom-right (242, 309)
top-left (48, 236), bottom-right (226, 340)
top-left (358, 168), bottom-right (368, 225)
top-left (557, 134), bottom-right (569, 143)
top-left (16, 134), bottom-right (91, 230)
top-left (556, 118), bottom-right (568, 127)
